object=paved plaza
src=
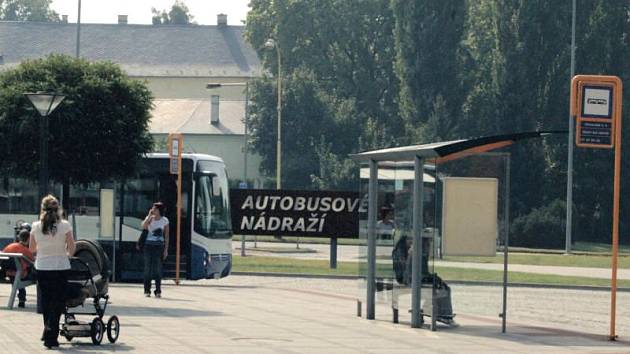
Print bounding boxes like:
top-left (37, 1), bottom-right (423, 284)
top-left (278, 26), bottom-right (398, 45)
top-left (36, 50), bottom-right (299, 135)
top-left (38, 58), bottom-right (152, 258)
top-left (1, 275), bottom-right (629, 353)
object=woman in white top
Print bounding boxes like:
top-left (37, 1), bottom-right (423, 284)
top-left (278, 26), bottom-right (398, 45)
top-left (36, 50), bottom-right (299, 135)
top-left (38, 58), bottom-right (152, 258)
top-left (29, 195), bottom-right (75, 349)
top-left (141, 202), bottom-right (169, 297)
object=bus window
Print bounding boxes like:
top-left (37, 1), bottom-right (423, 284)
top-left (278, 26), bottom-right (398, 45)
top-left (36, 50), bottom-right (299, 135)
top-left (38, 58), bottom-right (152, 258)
top-left (122, 176), bottom-right (155, 230)
top-left (194, 173), bottom-right (231, 238)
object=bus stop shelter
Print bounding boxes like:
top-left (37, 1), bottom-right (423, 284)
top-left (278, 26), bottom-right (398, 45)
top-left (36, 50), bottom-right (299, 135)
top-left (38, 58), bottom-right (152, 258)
top-left (350, 131), bottom-right (561, 331)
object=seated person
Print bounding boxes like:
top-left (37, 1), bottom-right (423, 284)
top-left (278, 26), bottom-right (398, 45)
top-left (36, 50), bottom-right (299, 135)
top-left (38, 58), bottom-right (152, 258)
top-left (2, 230), bottom-right (35, 308)
top-left (392, 235), bottom-right (411, 285)
top-left (392, 235), bottom-right (431, 285)
top-left (13, 221), bottom-right (31, 242)
top-left (393, 235), bottom-right (454, 323)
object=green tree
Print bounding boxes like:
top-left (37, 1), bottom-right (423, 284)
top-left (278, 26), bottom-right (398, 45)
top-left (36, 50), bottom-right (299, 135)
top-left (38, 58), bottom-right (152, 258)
top-left (459, 0), bottom-right (630, 246)
top-left (392, 0), bottom-right (466, 142)
top-left (0, 54), bottom-right (153, 205)
top-left (152, 0), bottom-right (194, 25)
top-left (245, 0), bottom-right (401, 189)
top-left (569, 0), bottom-right (630, 244)
top-left (0, 0), bottom-right (60, 21)
top-left (248, 69), bottom-right (336, 189)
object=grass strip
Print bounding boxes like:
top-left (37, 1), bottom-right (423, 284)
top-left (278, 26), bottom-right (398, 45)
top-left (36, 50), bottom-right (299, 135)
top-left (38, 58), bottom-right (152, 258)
top-left (442, 252), bottom-right (630, 269)
top-left (233, 255), bottom-right (630, 288)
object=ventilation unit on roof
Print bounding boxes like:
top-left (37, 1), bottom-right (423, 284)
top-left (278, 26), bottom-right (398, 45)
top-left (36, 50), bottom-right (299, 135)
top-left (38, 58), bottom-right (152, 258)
top-left (217, 14), bottom-right (227, 27)
top-left (211, 95), bottom-right (220, 125)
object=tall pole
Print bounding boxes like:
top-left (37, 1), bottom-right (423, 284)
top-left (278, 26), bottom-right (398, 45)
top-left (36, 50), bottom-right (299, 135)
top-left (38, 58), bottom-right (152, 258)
top-left (411, 156), bottom-right (424, 328)
top-left (565, 0), bottom-right (577, 254)
top-left (276, 47), bottom-right (282, 190)
top-left (75, 0), bottom-right (81, 58)
top-left (176, 152), bottom-right (182, 285)
top-left (502, 154), bottom-right (511, 333)
top-left (366, 160), bottom-right (378, 320)
top-left (244, 82), bottom-right (249, 185)
top-left (242, 82), bottom-right (249, 257)
top-left (39, 115), bottom-right (49, 198)
top-left (609, 80), bottom-right (623, 341)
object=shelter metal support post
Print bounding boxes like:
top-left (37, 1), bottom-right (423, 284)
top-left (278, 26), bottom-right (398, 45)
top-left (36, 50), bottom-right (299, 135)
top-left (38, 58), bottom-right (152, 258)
top-left (411, 155), bottom-right (424, 328)
top-left (366, 160), bottom-right (378, 320)
top-left (330, 237), bottom-right (337, 269)
top-left (501, 154), bottom-right (511, 333)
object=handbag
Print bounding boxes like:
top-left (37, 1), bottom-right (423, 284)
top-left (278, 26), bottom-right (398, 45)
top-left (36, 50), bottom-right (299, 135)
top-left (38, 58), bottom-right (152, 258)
top-left (137, 229), bottom-right (148, 250)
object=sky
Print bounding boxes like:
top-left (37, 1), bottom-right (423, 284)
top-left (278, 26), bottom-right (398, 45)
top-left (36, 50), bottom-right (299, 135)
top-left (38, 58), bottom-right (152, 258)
top-left (50, 0), bottom-right (250, 26)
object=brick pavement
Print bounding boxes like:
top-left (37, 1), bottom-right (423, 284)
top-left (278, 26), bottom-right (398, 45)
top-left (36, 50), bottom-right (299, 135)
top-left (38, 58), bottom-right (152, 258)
top-left (1, 276), bottom-right (629, 353)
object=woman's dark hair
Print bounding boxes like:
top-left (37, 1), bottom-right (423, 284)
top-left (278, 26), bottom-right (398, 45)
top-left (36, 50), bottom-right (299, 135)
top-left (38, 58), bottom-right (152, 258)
top-left (153, 202), bottom-right (166, 215)
top-left (40, 195), bottom-right (61, 235)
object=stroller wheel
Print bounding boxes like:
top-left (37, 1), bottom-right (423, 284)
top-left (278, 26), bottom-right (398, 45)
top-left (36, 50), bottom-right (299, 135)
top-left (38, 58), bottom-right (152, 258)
top-left (90, 318), bottom-right (104, 345)
top-left (107, 316), bottom-right (120, 343)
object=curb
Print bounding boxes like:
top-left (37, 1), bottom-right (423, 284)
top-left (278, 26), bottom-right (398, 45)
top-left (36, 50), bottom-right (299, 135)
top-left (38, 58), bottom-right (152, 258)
top-left (232, 271), bottom-right (359, 280)
top-left (231, 272), bottom-right (630, 292)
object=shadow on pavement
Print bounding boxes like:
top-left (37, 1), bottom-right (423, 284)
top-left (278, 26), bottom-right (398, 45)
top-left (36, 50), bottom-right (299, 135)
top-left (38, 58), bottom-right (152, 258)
top-left (107, 304), bottom-right (223, 318)
top-left (173, 283), bottom-right (258, 290)
top-left (393, 314), bottom-right (629, 348)
top-left (60, 342), bottom-right (135, 352)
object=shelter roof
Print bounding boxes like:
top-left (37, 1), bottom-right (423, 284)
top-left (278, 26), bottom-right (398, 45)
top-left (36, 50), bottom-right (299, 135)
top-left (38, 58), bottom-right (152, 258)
top-left (350, 131), bottom-right (565, 162)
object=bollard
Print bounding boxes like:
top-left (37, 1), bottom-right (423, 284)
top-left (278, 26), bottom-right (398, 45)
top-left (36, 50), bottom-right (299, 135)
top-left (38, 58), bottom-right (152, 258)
top-left (330, 237), bottom-right (337, 269)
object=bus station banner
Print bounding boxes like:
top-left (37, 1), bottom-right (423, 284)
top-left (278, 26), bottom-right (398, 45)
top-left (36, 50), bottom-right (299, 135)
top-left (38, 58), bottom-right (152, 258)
top-left (230, 189), bottom-right (361, 238)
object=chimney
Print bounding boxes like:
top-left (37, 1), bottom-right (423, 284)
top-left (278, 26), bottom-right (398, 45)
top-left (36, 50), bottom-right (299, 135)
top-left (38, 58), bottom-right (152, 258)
top-left (217, 13), bottom-right (227, 27)
top-left (211, 95), bottom-right (220, 125)
top-left (62, 15), bottom-right (68, 23)
top-left (118, 15), bottom-right (128, 25)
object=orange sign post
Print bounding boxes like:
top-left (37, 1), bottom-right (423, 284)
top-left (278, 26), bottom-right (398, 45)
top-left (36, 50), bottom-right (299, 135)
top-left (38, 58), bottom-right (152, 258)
top-left (571, 75), bottom-right (622, 340)
top-left (168, 133), bottom-right (183, 285)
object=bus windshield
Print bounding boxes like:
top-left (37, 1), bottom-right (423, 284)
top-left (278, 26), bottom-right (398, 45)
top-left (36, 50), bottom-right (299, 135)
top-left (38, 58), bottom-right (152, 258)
top-left (194, 172), bottom-right (231, 238)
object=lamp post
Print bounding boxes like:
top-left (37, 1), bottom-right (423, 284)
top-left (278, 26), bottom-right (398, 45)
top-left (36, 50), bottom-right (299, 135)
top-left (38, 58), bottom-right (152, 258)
top-left (264, 38), bottom-right (291, 245)
top-left (25, 92), bottom-right (65, 199)
top-left (264, 38), bottom-right (282, 190)
top-left (206, 82), bottom-right (249, 256)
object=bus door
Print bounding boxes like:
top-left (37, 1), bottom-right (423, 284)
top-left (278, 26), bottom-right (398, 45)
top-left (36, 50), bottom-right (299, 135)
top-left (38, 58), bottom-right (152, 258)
top-left (157, 172), bottom-right (192, 279)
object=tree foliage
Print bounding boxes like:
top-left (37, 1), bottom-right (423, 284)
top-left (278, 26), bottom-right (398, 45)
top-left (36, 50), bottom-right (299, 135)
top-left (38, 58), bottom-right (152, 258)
top-left (392, 0), bottom-right (466, 142)
top-left (245, 0), bottom-right (630, 245)
top-left (0, 0), bottom-right (60, 21)
top-left (151, 0), bottom-right (194, 25)
top-left (246, 0), bottom-right (401, 190)
top-left (0, 54), bottom-right (154, 186)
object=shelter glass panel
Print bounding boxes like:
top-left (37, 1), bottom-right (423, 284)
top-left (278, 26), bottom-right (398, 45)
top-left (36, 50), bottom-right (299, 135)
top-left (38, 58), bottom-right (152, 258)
top-left (358, 161), bottom-right (438, 323)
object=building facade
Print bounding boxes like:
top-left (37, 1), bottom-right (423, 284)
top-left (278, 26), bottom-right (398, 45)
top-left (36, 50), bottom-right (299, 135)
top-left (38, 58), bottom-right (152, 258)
top-left (0, 15), bottom-right (263, 186)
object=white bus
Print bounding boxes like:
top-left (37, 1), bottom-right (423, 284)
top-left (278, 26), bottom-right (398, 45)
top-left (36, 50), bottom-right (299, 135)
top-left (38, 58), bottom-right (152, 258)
top-left (0, 153), bottom-right (233, 281)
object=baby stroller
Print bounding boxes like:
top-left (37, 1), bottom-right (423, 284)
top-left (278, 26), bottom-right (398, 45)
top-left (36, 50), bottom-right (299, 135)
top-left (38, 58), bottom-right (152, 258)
top-left (61, 239), bottom-right (120, 345)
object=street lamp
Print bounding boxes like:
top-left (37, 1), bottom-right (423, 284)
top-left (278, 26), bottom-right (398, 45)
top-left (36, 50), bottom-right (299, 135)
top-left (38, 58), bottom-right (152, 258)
top-left (206, 82), bottom-right (249, 256)
top-left (25, 92), bottom-right (65, 199)
top-left (264, 38), bottom-right (282, 190)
